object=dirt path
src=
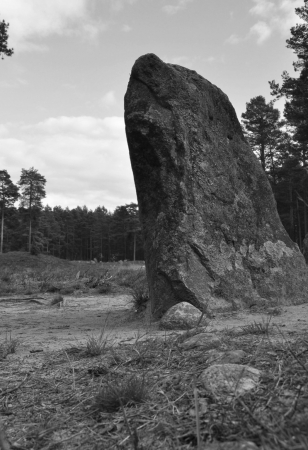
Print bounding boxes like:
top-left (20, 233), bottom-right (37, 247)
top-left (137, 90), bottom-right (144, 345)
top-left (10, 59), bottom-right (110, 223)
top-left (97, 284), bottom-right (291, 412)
top-left (1, 294), bottom-right (307, 355)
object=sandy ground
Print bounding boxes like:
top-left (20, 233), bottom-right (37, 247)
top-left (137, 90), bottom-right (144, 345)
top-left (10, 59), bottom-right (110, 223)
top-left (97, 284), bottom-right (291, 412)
top-left (0, 294), bottom-right (307, 356)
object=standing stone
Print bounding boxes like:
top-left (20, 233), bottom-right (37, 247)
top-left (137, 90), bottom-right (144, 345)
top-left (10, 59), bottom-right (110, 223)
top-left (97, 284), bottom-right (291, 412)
top-left (124, 53), bottom-right (308, 317)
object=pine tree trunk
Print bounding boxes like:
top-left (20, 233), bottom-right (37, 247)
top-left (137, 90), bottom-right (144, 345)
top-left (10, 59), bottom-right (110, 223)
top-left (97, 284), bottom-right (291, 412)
top-left (0, 206), bottom-right (4, 254)
top-left (133, 231), bottom-right (136, 262)
top-left (29, 216), bottom-right (32, 253)
top-left (289, 183), bottom-right (294, 241)
top-left (297, 196), bottom-right (302, 249)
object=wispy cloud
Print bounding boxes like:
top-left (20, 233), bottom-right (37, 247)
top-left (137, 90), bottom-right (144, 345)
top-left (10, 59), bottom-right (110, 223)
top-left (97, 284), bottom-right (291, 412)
top-left (226, 0), bottom-right (302, 45)
top-left (1, 116), bottom-right (136, 211)
top-left (249, 21), bottom-right (272, 43)
top-left (249, 0), bottom-right (303, 43)
top-left (162, 0), bottom-right (193, 15)
top-left (225, 34), bottom-right (242, 45)
top-left (0, 0), bottom-right (107, 51)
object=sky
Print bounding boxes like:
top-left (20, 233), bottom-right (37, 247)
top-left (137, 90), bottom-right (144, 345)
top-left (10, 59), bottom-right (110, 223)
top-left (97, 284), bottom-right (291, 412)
top-left (0, 0), bottom-right (303, 212)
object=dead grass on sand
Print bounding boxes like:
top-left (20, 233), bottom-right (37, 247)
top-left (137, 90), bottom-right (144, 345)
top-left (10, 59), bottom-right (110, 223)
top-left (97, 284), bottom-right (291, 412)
top-left (0, 326), bottom-right (307, 449)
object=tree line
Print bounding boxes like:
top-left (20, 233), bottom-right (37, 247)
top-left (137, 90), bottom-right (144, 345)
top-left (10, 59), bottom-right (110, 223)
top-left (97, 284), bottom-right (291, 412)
top-left (241, 0), bottom-right (308, 250)
top-left (0, 167), bottom-right (144, 261)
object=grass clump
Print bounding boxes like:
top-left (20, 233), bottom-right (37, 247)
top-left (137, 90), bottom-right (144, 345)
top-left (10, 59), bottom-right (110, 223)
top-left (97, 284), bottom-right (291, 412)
top-left (0, 333), bottom-right (19, 359)
top-left (120, 268), bottom-right (150, 312)
top-left (239, 316), bottom-right (272, 335)
top-left (94, 374), bottom-right (148, 412)
top-left (86, 330), bottom-right (109, 356)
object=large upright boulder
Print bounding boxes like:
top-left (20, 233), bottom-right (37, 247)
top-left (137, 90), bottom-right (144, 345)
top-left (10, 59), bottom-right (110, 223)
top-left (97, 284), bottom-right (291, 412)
top-left (124, 53), bottom-right (308, 317)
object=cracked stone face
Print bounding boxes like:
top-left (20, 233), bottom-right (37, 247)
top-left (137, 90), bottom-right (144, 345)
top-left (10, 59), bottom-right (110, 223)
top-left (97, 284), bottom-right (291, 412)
top-left (124, 53), bottom-right (308, 317)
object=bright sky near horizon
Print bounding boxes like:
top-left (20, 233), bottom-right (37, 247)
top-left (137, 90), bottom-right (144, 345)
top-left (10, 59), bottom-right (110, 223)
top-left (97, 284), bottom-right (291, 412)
top-left (0, 0), bottom-right (302, 211)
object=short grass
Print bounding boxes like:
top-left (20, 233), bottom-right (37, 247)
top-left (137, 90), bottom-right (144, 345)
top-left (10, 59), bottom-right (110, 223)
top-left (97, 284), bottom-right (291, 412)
top-left (0, 327), bottom-right (307, 449)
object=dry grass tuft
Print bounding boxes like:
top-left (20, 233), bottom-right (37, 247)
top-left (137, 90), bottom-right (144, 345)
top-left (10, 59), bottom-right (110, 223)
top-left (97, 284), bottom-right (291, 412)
top-left (0, 332), bottom-right (19, 359)
top-left (85, 330), bottom-right (110, 356)
top-left (239, 316), bottom-right (272, 335)
top-left (94, 374), bottom-right (148, 413)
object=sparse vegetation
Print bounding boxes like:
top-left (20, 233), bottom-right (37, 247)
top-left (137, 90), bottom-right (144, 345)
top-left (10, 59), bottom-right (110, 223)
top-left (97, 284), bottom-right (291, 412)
top-left (0, 252), bottom-right (145, 297)
top-left (0, 326), bottom-right (307, 449)
top-left (0, 252), bottom-right (307, 448)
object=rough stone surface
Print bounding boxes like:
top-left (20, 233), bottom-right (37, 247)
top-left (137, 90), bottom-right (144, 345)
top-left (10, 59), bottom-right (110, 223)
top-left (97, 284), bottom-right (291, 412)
top-left (201, 364), bottom-right (261, 398)
top-left (160, 302), bottom-right (206, 330)
top-left (206, 349), bottom-right (246, 364)
top-left (125, 53), bottom-right (308, 317)
top-left (179, 333), bottom-right (221, 350)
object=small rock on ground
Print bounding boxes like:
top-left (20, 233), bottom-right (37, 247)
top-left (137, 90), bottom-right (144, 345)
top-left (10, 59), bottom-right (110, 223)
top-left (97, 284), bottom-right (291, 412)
top-left (160, 302), bottom-right (206, 330)
top-left (179, 333), bottom-right (221, 350)
top-left (201, 364), bottom-right (261, 397)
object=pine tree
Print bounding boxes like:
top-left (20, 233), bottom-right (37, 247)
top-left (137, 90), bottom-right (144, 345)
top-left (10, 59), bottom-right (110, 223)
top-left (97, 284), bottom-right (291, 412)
top-left (0, 19), bottom-right (13, 59)
top-left (241, 96), bottom-right (284, 176)
top-left (18, 168), bottom-right (46, 253)
top-left (0, 170), bottom-right (19, 253)
top-left (269, 0), bottom-right (308, 156)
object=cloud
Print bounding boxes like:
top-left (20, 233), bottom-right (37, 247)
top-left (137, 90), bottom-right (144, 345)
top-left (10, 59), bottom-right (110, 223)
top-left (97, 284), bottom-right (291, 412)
top-left (162, 0), bottom-right (193, 15)
top-left (1, 116), bottom-right (136, 211)
top-left (250, 0), bottom-right (275, 16)
top-left (100, 91), bottom-right (117, 108)
top-left (249, 0), bottom-right (303, 43)
top-left (249, 21), bottom-right (272, 43)
top-left (225, 34), bottom-right (242, 45)
top-left (0, 0), bottom-right (106, 51)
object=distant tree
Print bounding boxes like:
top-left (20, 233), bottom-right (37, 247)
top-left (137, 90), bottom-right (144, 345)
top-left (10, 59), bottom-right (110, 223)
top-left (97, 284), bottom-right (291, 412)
top-left (0, 170), bottom-right (19, 253)
top-left (241, 96), bottom-right (284, 175)
top-left (18, 167), bottom-right (46, 253)
top-left (269, 0), bottom-right (308, 158)
top-left (0, 19), bottom-right (14, 59)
